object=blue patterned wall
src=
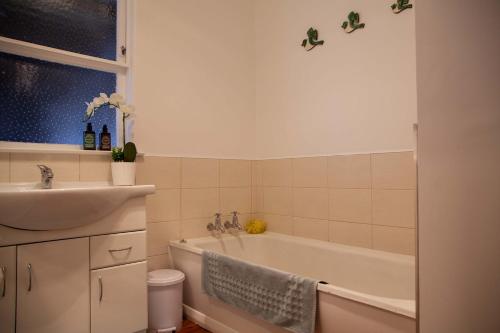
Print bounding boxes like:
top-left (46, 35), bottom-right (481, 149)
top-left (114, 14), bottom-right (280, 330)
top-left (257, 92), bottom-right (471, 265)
top-left (0, 52), bottom-right (117, 146)
top-left (0, 0), bottom-right (117, 60)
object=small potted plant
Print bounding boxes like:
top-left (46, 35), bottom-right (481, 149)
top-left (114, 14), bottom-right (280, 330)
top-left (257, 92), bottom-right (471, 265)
top-left (84, 93), bottom-right (138, 186)
top-left (110, 143), bottom-right (137, 185)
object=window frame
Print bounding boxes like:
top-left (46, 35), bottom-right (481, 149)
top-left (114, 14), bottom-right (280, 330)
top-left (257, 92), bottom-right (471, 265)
top-left (0, 0), bottom-right (133, 151)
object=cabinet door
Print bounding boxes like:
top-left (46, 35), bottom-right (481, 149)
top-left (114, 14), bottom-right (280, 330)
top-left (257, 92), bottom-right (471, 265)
top-left (91, 261), bottom-right (147, 333)
top-left (17, 238), bottom-right (90, 333)
top-left (0, 246), bottom-right (16, 333)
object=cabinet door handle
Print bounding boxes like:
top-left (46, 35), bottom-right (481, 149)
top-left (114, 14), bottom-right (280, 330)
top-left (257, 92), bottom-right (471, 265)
top-left (27, 264), bottom-right (32, 292)
top-left (1, 266), bottom-right (6, 298)
top-left (98, 276), bottom-right (103, 302)
top-left (108, 246), bottom-right (132, 253)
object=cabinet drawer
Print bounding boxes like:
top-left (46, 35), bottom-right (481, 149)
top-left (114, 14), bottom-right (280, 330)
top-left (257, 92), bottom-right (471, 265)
top-left (90, 231), bottom-right (146, 269)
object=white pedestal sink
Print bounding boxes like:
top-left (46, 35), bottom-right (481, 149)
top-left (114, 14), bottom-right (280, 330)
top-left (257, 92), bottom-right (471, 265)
top-left (0, 182), bottom-right (155, 231)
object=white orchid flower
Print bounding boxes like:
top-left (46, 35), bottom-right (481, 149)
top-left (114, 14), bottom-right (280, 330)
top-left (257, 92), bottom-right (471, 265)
top-left (126, 105), bottom-right (135, 114)
top-left (92, 96), bottom-right (106, 107)
top-left (99, 93), bottom-right (109, 103)
top-left (109, 93), bottom-right (125, 107)
top-left (119, 104), bottom-right (134, 116)
top-left (85, 102), bottom-right (95, 118)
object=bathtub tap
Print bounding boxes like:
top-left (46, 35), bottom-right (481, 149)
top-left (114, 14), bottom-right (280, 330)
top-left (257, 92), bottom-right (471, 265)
top-left (207, 213), bottom-right (225, 233)
top-left (224, 211), bottom-right (243, 231)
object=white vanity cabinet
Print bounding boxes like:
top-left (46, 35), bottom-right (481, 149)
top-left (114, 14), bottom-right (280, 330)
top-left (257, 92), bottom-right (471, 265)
top-left (0, 246), bottom-right (16, 333)
top-left (0, 185), bottom-right (153, 333)
top-left (91, 261), bottom-right (148, 333)
top-left (16, 238), bottom-right (90, 333)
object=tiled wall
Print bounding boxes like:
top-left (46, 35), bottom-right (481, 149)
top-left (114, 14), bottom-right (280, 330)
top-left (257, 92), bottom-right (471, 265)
top-left (251, 151), bottom-right (417, 255)
top-left (0, 152), bottom-right (112, 183)
top-left (0, 150), bottom-right (415, 272)
top-left (136, 157), bottom-right (253, 271)
top-left (0, 152), bottom-right (253, 271)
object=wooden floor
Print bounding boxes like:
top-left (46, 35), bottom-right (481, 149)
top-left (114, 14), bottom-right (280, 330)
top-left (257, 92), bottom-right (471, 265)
top-left (178, 319), bottom-right (211, 333)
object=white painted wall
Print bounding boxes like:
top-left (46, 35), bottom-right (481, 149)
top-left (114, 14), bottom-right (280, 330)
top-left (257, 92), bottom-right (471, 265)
top-left (255, 0), bottom-right (417, 158)
top-left (416, 0), bottom-right (500, 332)
top-left (132, 0), bottom-right (255, 158)
top-left (131, 0), bottom-right (417, 159)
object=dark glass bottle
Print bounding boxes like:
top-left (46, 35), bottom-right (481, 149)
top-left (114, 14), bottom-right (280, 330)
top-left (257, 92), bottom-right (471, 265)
top-left (99, 124), bottom-right (111, 151)
top-left (83, 123), bottom-right (96, 150)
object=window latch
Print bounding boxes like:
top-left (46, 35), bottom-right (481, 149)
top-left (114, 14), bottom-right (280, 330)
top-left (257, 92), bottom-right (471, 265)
top-left (121, 46), bottom-right (127, 56)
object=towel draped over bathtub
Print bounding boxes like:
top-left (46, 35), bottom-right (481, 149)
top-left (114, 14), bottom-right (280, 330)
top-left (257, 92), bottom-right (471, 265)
top-left (202, 250), bottom-right (318, 333)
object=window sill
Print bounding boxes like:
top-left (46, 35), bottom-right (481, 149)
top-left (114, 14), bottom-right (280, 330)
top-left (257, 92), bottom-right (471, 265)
top-left (0, 142), bottom-right (143, 157)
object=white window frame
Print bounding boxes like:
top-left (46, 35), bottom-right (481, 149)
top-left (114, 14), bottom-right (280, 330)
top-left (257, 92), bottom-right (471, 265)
top-left (0, 0), bottom-right (133, 152)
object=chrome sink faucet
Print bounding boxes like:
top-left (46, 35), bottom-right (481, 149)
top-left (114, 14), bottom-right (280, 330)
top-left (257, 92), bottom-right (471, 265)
top-left (207, 213), bottom-right (225, 233)
top-left (37, 165), bottom-right (54, 189)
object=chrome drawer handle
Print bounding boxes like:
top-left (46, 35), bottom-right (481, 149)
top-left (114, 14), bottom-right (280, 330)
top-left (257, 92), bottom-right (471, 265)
top-left (108, 246), bottom-right (132, 253)
top-left (27, 264), bottom-right (32, 292)
top-left (98, 276), bottom-right (103, 302)
top-left (1, 266), bottom-right (6, 298)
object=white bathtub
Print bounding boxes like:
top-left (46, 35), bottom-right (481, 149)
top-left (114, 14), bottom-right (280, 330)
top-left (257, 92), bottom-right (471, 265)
top-left (170, 232), bottom-right (416, 333)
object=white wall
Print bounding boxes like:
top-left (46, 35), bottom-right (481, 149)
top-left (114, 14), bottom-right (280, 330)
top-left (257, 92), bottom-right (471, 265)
top-left (416, 0), bottom-right (500, 332)
top-left (132, 0), bottom-right (255, 158)
top-left (132, 0), bottom-right (417, 160)
top-left (255, 0), bottom-right (417, 158)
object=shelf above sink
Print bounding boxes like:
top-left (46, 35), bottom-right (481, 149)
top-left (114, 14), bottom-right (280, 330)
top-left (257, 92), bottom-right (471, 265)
top-left (0, 182), bottom-right (155, 231)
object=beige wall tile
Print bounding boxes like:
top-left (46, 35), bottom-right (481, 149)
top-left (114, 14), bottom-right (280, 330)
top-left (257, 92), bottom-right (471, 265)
top-left (329, 189), bottom-right (372, 223)
top-left (330, 221), bottom-right (372, 248)
top-left (373, 226), bottom-right (415, 255)
top-left (79, 155), bottom-right (111, 182)
top-left (372, 189), bottom-right (416, 228)
top-left (263, 214), bottom-right (293, 235)
top-left (251, 187), bottom-right (264, 213)
top-left (181, 158), bottom-right (218, 188)
top-left (0, 153), bottom-right (9, 182)
top-left (262, 159), bottom-right (292, 186)
top-left (292, 157), bottom-right (328, 187)
top-left (137, 156), bottom-right (181, 188)
top-left (147, 221), bottom-right (180, 256)
top-left (328, 154), bottom-right (371, 189)
top-left (10, 153), bottom-right (79, 182)
top-left (293, 217), bottom-right (329, 241)
top-left (219, 159), bottom-right (251, 187)
top-left (293, 187), bottom-right (329, 220)
top-left (181, 188), bottom-right (219, 219)
top-left (262, 187), bottom-right (292, 215)
top-left (220, 187), bottom-right (251, 215)
top-left (372, 152), bottom-right (416, 189)
top-left (181, 218), bottom-right (213, 238)
top-left (146, 189), bottom-right (181, 222)
top-left (251, 160), bottom-right (263, 186)
top-left (147, 254), bottom-right (171, 271)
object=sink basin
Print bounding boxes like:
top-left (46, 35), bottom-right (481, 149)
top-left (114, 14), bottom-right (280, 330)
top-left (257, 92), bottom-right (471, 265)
top-left (0, 182), bottom-right (155, 231)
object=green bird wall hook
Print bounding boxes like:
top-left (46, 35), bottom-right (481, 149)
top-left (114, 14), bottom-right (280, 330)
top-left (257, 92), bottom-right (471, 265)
top-left (391, 0), bottom-right (413, 14)
top-left (341, 12), bottom-right (366, 33)
top-left (301, 27), bottom-right (324, 51)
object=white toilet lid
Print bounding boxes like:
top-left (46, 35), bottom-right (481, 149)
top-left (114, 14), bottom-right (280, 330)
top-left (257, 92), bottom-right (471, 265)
top-left (148, 269), bottom-right (185, 287)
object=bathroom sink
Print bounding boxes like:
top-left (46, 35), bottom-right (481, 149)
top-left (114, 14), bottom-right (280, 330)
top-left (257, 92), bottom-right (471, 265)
top-left (0, 182), bottom-right (155, 231)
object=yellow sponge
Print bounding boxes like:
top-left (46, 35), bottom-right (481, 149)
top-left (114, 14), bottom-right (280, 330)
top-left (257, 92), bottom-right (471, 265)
top-left (244, 219), bottom-right (267, 234)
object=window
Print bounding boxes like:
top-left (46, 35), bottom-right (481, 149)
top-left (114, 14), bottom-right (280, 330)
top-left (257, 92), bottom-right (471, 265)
top-left (0, 0), bottom-right (128, 147)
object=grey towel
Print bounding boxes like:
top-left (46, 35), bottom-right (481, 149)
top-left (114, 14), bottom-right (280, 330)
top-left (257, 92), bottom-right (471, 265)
top-left (202, 250), bottom-right (318, 333)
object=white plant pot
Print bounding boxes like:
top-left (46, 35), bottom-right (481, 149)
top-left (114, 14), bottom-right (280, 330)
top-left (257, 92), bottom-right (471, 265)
top-left (111, 162), bottom-right (136, 186)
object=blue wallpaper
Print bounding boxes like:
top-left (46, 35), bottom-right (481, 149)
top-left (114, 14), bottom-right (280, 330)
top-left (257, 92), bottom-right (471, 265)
top-left (0, 0), bottom-right (117, 60)
top-left (0, 52), bottom-right (117, 146)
